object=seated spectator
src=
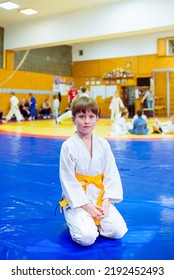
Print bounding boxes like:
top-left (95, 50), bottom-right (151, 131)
top-left (129, 109), bottom-right (149, 135)
top-left (109, 107), bottom-right (132, 136)
top-left (152, 115), bottom-right (174, 134)
top-left (39, 98), bottom-right (51, 118)
top-left (19, 98), bottom-right (30, 120)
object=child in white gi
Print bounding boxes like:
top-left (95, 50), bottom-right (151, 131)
top-left (152, 115), bottom-right (174, 134)
top-left (59, 96), bottom-right (128, 246)
top-left (109, 90), bottom-right (124, 121)
top-left (109, 107), bottom-right (132, 136)
top-left (52, 95), bottom-right (60, 123)
top-left (3, 92), bottom-right (23, 123)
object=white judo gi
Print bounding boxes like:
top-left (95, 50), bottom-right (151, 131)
top-left (6, 95), bottom-right (23, 122)
top-left (160, 120), bottom-right (174, 134)
top-left (59, 133), bottom-right (128, 246)
top-left (56, 109), bottom-right (72, 124)
top-left (109, 97), bottom-right (124, 121)
top-left (52, 98), bottom-right (60, 120)
top-left (110, 117), bottom-right (133, 136)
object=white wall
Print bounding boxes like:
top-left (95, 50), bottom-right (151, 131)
top-left (72, 30), bottom-right (174, 61)
top-left (4, 0), bottom-right (174, 51)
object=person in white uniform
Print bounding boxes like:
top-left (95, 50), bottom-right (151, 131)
top-left (52, 94), bottom-right (60, 123)
top-left (56, 92), bottom-right (79, 124)
top-left (109, 107), bottom-right (132, 136)
top-left (152, 115), bottom-right (174, 134)
top-left (109, 90), bottom-right (124, 121)
top-left (4, 92), bottom-right (23, 123)
top-left (59, 96), bottom-right (128, 246)
top-left (56, 108), bottom-right (72, 124)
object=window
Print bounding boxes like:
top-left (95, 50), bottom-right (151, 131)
top-left (137, 77), bottom-right (150, 87)
top-left (166, 38), bottom-right (174, 56)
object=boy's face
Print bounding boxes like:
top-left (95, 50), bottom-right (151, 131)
top-left (72, 110), bottom-right (98, 136)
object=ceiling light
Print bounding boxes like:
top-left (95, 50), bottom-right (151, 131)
top-left (20, 8), bottom-right (38, 16)
top-left (0, 1), bottom-right (20, 10)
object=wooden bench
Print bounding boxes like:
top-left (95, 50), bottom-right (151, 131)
top-left (143, 108), bottom-right (154, 117)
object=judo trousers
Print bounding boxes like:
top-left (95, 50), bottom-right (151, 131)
top-left (63, 203), bottom-right (128, 246)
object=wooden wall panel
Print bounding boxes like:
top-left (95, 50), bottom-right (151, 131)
top-left (2, 51), bottom-right (174, 118)
top-left (73, 54), bottom-right (174, 116)
top-left (100, 56), bottom-right (139, 76)
top-left (157, 39), bottom-right (166, 56)
top-left (154, 72), bottom-right (167, 116)
top-left (73, 60), bottom-right (101, 77)
top-left (0, 68), bottom-right (74, 115)
top-left (138, 55), bottom-right (157, 75)
top-left (74, 77), bottom-right (87, 90)
top-left (5, 50), bottom-right (14, 70)
top-left (154, 72), bottom-right (167, 97)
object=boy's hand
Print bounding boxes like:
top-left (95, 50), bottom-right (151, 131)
top-left (81, 199), bottom-right (110, 220)
top-left (81, 203), bottom-right (105, 220)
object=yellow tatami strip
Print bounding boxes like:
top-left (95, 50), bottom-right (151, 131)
top-left (0, 118), bottom-right (173, 139)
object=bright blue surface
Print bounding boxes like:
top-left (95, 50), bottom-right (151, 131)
top-left (0, 134), bottom-right (174, 260)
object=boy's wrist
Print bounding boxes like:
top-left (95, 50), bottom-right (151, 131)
top-left (81, 203), bottom-right (91, 211)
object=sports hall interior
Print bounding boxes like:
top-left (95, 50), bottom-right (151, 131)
top-left (0, 0), bottom-right (174, 260)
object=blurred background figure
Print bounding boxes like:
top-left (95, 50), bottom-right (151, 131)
top-left (52, 95), bottom-right (60, 123)
top-left (109, 90), bottom-right (124, 121)
top-left (19, 98), bottom-right (30, 120)
top-left (39, 98), bottom-right (51, 119)
top-left (29, 93), bottom-right (37, 120)
top-left (152, 115), bottom-right (174, 134)
top-left (3, 92), bottom-right (23, 123)
top-left (68, 85), bottom-right (78, 106)
top-left (141, 89), bottom-right (154, 117)
top-left (0, 106), bottom-right (3, 122)
top-left (129, 109), bottom-right (149, 135)
top-left (109, 107), bottom-right (132, 136)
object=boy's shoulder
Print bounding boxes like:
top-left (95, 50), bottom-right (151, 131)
top-left (93, 135), bottom-right (110, 148)
top-left (62, 134), bottom-right (75, 146)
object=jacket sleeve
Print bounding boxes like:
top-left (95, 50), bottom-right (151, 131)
top-left (59, 143), bottom-right (89, 209)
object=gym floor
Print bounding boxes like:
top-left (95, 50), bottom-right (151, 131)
top-left (0, 118), bottom-right (174, 260)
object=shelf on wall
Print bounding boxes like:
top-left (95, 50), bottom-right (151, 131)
top-left (103, 76), bottom-right (135, 86)
top-left (103, 76), bottom-right (134, 80)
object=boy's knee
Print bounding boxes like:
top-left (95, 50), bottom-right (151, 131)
top-left (113, 225), bottom-right (128, 239)
top-left (113, 223), bottom-right (128, 239)
top-left (100, 222), bottom-right (128, 240)
top-left (71, 228), bottom-right (98, 246)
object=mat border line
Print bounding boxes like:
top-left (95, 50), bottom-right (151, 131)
top-left (1, 129), bottom-right (174, 141)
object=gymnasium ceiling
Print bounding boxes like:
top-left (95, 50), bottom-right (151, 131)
top-left (1, 0), bottom-right (174, 50)
top-left (0, 0), bottom-right (122, 26)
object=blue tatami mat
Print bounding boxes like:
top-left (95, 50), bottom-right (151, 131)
top-left (0, 134), bottom-right (174, 260)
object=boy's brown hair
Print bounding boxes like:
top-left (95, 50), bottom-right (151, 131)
top-left (71, 96), bottom-right (99, 117)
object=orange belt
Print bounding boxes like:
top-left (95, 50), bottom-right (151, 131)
top-left (59, 173), bottom-right (105, 225)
